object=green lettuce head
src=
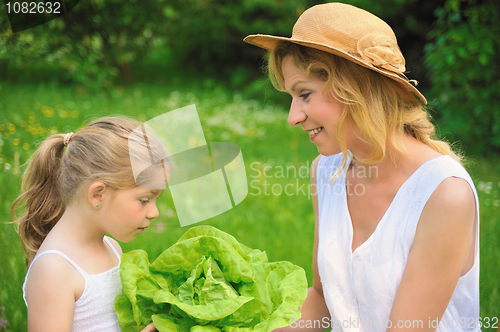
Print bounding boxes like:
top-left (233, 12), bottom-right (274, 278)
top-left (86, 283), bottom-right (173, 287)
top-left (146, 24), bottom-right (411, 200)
top-left (114, 226), bottom-right (308, 332)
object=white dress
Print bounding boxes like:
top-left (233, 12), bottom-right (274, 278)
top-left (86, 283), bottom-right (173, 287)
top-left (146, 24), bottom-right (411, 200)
top-left (316, 153), bottom-right (480, 332)
top-left (23, 237), bottom-right (122, 332)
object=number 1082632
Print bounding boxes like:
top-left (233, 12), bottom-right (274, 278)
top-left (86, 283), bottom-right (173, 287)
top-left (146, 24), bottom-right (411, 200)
top-left (6, 1), bottom-right (61, 14)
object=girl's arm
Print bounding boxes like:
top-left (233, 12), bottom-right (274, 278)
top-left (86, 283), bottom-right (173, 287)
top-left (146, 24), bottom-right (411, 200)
top-left (274, 155), bottom-right (331, 332)
top-left (26, 252), bottom-right (157, 332)
top-left (387, 177), bottom-right (476, 331)
top-left (25, 255), bottom-right (82, 332)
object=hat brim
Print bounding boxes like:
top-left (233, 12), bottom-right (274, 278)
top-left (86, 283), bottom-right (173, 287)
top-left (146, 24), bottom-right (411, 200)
top-left (244, 34), bottom-right (427, 104)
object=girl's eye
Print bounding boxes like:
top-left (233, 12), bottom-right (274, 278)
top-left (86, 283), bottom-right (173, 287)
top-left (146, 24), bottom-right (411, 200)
top-left (300, 92), bottom-right (311, 100)
top-left (140, 199), bottom-right (149, 205)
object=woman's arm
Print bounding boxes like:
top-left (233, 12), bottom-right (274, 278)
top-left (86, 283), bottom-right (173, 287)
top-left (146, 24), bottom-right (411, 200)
top-left (274, 155), bottom-right (331, 332)
top-left (26, 255), bottom-right (80, 332)
top-left (141, 323), bottom-right (157, 331)
top-left (387, 177), bottom-right (476, 331)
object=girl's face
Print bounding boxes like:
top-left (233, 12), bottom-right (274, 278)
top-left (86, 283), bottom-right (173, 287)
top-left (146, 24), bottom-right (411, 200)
top-left (101, 186), bottom-right (163, 242)
top-left (282, 56), bottom-right (358, 156)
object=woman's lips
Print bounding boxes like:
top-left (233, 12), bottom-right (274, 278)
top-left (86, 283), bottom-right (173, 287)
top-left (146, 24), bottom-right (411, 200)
top-left (307, 127), bottom-right (324, 141)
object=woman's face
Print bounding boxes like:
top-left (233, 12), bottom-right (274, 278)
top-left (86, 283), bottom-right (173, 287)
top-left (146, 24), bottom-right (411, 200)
top-left (282, 56), bottom-right (358, 156)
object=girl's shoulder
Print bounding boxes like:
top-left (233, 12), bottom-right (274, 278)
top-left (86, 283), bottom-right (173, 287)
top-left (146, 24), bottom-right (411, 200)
top-left (26, 250), bottom-right (84, 283)
top-left (26, 231), bottom-right (87, 284)
top-left (24, 249), bottom-right (85, 308)
top-left (104, 236), bottom-right (123, 257)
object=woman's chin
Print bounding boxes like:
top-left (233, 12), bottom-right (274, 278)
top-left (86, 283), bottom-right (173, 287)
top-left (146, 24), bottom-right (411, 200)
top-left (316, 145), bottom-right (342, 157)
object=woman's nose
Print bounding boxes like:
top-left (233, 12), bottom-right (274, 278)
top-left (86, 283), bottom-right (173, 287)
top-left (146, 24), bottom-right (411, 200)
top-left (288, 99), bottom-right (307, 126)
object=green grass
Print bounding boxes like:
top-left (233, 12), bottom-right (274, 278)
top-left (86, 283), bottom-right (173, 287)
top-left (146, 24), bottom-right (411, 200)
top-left (0, 82), bottom-right (499, 331)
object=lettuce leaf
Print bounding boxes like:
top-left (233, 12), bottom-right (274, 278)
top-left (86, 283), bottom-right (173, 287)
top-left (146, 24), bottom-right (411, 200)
top-left (114, 225), bottom-right (307, 332)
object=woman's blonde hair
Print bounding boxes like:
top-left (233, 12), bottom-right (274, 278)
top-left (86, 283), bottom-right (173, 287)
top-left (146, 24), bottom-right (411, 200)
top-left (11, 116), bottom-right (171, 267)
top-left (267, 42), bottom-right (462, 180)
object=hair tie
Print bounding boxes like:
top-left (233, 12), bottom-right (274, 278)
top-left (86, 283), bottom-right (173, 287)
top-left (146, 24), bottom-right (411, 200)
top-left (64, 132), bottom-right (74, 147)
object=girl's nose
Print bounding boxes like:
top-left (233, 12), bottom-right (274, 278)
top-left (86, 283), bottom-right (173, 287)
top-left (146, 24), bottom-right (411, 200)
top-left (148, 203), bottom-right (159, 220)
top-left (288, 99), bottom-right (307, 126)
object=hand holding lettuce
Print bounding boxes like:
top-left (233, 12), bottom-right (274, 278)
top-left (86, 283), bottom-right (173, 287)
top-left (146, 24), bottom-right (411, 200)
top-left (114, 226), bottom-right (308, 332)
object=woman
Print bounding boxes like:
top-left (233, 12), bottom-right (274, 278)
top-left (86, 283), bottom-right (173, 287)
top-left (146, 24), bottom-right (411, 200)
top-left (244, 3), bottom-right (479, 332)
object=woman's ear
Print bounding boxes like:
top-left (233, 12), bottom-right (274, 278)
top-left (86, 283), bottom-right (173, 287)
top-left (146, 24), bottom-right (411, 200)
top-left (87, 182), bottom-right (107, 209)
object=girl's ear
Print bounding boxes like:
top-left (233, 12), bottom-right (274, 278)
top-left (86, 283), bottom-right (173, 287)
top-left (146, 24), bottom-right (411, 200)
top-left (87, 182), bottom-right (107, 209)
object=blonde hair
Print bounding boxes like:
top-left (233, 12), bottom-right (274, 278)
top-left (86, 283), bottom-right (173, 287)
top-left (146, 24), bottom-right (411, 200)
top-left (267, 42), bottom-right (463, 180)
top-left (11, 117), bottom-right (171, 267)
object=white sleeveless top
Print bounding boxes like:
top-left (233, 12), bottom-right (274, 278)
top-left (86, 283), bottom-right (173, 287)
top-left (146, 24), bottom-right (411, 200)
top-left (317, 153), bottom-right (480, 332)
top-left (23, 237), bottom-right (122, 332)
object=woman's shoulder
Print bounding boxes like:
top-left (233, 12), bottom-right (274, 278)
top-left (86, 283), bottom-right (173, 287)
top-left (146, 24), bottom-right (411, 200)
top-left (435, 154), bottom-right (471, 177)
top-left (316, 152), bottom-right (345, 169)
top-left (314, 152), bottom-right (347, 184)
top-left (420, 154), bottom-right (474, 189)
top-left (405, 137), bottom-right (470, 180)
top-left (425, 155), bottom-right (477, 215)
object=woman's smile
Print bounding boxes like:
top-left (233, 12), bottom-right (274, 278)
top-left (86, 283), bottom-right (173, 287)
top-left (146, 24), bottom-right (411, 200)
top-left (306, 126), bottom-right (324, 140)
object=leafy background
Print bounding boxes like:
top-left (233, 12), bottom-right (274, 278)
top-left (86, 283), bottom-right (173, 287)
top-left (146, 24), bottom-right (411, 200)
top-left (0, 0), bottom-right (499, 330)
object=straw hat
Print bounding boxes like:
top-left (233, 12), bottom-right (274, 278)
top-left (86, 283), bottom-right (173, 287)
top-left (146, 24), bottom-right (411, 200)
top-left (244, 2), bottom-right (426, 104)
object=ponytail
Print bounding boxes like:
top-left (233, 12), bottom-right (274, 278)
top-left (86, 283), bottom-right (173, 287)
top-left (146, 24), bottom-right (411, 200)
top-left (11, 135), bottom-right (66, 267)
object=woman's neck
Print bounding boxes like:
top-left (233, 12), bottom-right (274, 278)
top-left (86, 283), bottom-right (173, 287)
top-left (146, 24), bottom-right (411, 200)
top-left (349, 134), bottom-right (440, 185)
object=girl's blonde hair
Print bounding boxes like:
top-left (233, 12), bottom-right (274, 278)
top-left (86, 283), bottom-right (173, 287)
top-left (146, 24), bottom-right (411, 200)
top-left (267, 42), bottom-right (462, 180)
top-left (11, 117), bottom-right (170, 267)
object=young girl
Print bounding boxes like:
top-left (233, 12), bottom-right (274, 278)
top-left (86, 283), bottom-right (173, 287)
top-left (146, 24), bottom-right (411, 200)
top-left (12, 117), bottom-right (170, 331)
top-left (245, 3), bottom-right (479, 332)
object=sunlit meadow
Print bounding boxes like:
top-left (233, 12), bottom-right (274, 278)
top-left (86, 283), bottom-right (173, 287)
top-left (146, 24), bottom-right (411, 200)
top-left (0, 82), bottom-right (499, 331)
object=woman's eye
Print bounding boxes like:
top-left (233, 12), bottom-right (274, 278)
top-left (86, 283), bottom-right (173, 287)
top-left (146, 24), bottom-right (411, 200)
top-left (300, 92), bottom-right (311, 100)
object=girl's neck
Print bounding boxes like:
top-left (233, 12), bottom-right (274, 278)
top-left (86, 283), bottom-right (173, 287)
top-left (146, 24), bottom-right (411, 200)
top-left (38, 202), bottom-right (120, 275)
top-left (48, 203), bottom-right (107, 249)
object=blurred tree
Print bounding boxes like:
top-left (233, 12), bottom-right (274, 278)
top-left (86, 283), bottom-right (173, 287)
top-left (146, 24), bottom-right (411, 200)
top-left (347, 0), bottom-right (446, 90)
top-left (167, 0), bottom-right (443, 90)
top-left (0, 0), bottom-right (448, 94)
top-left (0, 0), bottom-right (167, 90)
top-left (424, 0), bottom-right (500, 155)
top-left (0, 0), bottom-right (321, 89)
top-left (157, 0), bottom-right (323, 84)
